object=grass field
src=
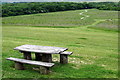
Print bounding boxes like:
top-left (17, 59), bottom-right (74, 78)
top-left (2, 9), bottom-right (118, 78)
top-left (2, 9), bottom-right (118, 27)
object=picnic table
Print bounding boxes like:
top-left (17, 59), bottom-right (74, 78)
top-left (6, 44), bottom-right (73, 74)
top-left (14, 44), bottom-right (70, 63)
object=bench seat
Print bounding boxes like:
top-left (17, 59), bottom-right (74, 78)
top-left (6, 57), bottom-right (54, 74)
top-left (60, 51), bottom-right (73, 55)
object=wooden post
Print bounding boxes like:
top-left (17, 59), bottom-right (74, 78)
top-left (21, 51), bottom-right (32, 60)
top-left (35, 53), bottom-right (42, 61)
top-left (15, 62), bottom-right (24, 70)
top-left (42, 54), bottom-right (52, 63)
top-left (60, 54), bottom-right (68, 64)
top-left (40, 66), bottom-right (50, 74)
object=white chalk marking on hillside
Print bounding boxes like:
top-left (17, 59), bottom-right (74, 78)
top-left (81, 17), bottom-right (84, 20)
top-left (86, 15), bottom-right (89, 17)
top-left (85, 10), bottom-right (88, 12)
top-left (79, 10), bottom-right (88, 15)
top-left (79, 10), bottom-right (89, 20)
top-left (79, 12), bottom-right (83, 15)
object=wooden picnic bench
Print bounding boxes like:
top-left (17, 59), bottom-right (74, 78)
top-left (6, 45), bottom-right (73, 74)
top-left (6, 57), bottom-right (54, 74)
top-left (14, 44), bottom-right (72, 64)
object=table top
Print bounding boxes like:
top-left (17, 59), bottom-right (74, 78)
top-left (14, 44), bottom-right (68, 54)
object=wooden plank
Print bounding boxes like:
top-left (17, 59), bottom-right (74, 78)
top-left (6, 57), bottom-right (54, 67)
top-left (14, 44), bottom-right (68, 54)
top-left (60, 51), bottom-right (73, 55)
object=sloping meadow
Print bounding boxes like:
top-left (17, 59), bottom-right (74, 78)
top-left (2, 9), bottom-right (118, 78)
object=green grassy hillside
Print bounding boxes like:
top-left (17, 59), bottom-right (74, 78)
top-left (3, 9), bottom-right (118, 28)
top-left (2, 9), bottom-right (118, 78)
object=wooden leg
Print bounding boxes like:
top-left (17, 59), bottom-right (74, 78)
top-left (15, 62), bottom-right (24, 70)
top-left (60, 54), bottom-right (68, 64)
top-left (35, 53), bottom-right (42, 61)
top-left (42, 54), bottom-right (52, 63)
top-left (22, 52), bottom-right (32, 60)
top-left (40, 66), bottom-right (50, 74)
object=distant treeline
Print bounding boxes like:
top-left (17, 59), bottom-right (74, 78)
top-left (2, 2), bottom-right (119, 17)
top-left (89, 2), bottom-right (119, 11)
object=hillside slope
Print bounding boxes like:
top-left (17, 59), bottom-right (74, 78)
top-left (2, 9), bottom-right (118, 78)
top-left (2, 9), bottom-right (118, 28)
